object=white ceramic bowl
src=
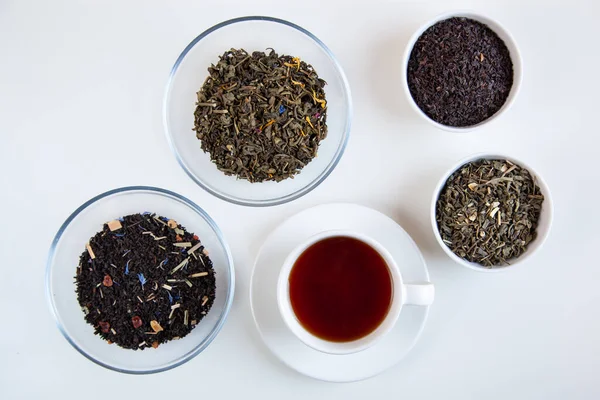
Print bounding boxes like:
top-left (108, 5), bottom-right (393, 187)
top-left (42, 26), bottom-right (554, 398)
top-left (402, 11), bottom-right (523, 132)
top-left (163, 16), bottom-right (352, 206)
top-left (431, 154), bottom-right (553, 271)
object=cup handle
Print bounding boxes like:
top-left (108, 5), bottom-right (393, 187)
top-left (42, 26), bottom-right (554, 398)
top-left (403, 282), bottom-right (435, 306)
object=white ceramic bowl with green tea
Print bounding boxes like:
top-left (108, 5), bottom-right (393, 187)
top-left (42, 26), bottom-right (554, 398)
top-left (431, 154), bottom-right (553, 271)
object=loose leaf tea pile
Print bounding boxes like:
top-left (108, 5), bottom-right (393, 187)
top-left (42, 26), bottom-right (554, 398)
top-left (407, 17), bottom-right (513, 127)
top-left (75, 213), bottom-right (216, 350)
top-left (436, 159), bottom-right (544, 267)
top-left (193, 48), bottom-right (328, 182)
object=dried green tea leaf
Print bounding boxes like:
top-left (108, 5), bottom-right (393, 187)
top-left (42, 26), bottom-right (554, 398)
top-left (194, 48), bottom-right (328, 182)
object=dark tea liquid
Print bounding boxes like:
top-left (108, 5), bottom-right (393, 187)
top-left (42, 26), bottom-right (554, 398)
top-left (289, 236), bottom-right (393, 342)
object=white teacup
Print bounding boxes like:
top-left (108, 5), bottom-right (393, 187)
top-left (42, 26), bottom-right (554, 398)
top-left (277, 230), bottom-right (434, 355)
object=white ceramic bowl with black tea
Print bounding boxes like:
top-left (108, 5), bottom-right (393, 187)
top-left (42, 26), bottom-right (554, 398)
top-left (45, 186), bottom-right (235, 373)
top-left (164, 16), bottom-right (352, 206)
top-left (431, 154), bottom-right (553, 272)
top-left (402, 11), bottom-right (523, 132)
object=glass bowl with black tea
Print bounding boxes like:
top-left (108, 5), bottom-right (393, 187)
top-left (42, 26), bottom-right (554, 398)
top-left (45, 186), bottom-right (234, 373)
top-left (164, 16), bottom-right (352, 206)
top-left (431, 154), bottom-right (553, 271)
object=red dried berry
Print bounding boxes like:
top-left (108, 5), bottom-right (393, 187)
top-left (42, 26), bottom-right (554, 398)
top-left (175, 235), bottom-right (183, 242)
top-left (193, 234), bottom-right (199, 241)
top-left (102, 274), bottom-right (113, 287)
top-left (98, 321), bottom-right (110, 333)
top-left (152, 341), bottom-right (159, 349)
top-left (131, 316), bottom-right (142, 329)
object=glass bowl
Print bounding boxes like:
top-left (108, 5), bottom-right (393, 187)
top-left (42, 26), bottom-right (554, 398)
top-left (45, 186), bottom-right (235, 374)
top-left (163, 16), bottom-right (352, 206)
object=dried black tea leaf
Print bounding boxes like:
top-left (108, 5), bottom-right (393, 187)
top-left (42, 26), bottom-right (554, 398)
top-left (436, 159), bottom-right (544, 267)
top-left (75, 213), bottom-right (216, 350)
top-left (407, 17), bottom-right (513, 127)
top-left (194, 48), bottom-right (328, 182)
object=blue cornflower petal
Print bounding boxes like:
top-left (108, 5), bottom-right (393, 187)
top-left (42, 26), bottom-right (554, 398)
top-left (279, 105), bottom-right (285, 115)
top-left (125, 260), bottom-right (130, 275)
top-left (167, 291), bottom-right (173, 304)
top-left (138, 273), bottom-right (147, 288)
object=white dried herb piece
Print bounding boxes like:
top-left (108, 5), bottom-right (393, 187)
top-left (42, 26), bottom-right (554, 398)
top-left (169, 304), bottom-right (180, 319)
top-left (189, 272), bottom-right (208, 278)
top-left (173, 242), bottom-right (192, 248)
top-left (86, 243), bottom-right (96, 259)
top-left (188, 242), bottom-right (203, 255)
top-left (170, 257), bottom-right (190, 274)
top-left (142, 231), bottom-right (160, 240)
top-left (489, 207), bottom-right (500, 218)
top-left (153, 216), bottom-right (167, 226)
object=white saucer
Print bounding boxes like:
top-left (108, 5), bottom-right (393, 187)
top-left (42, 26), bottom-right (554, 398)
top-left (249, 203), bottom-right (432, 382)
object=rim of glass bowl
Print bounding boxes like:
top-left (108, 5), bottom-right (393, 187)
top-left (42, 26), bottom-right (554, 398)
top-left (45, 186), bottom-right (235, 374)
top-left (163, 16), bottom-right (353, 207)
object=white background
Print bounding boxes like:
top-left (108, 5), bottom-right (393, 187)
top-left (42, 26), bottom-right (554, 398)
top-left (1, 0), bottom-right (599, 398)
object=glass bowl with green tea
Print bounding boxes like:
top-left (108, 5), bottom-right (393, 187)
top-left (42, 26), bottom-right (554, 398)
top-left (45, 186), bottom-right (234, 373)
top-left (431, 155), bottom-right (553, 271)
top-left (164, 16), bottom-right (352, 206)
top-left (402, 12), bottom-right (522, 132)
